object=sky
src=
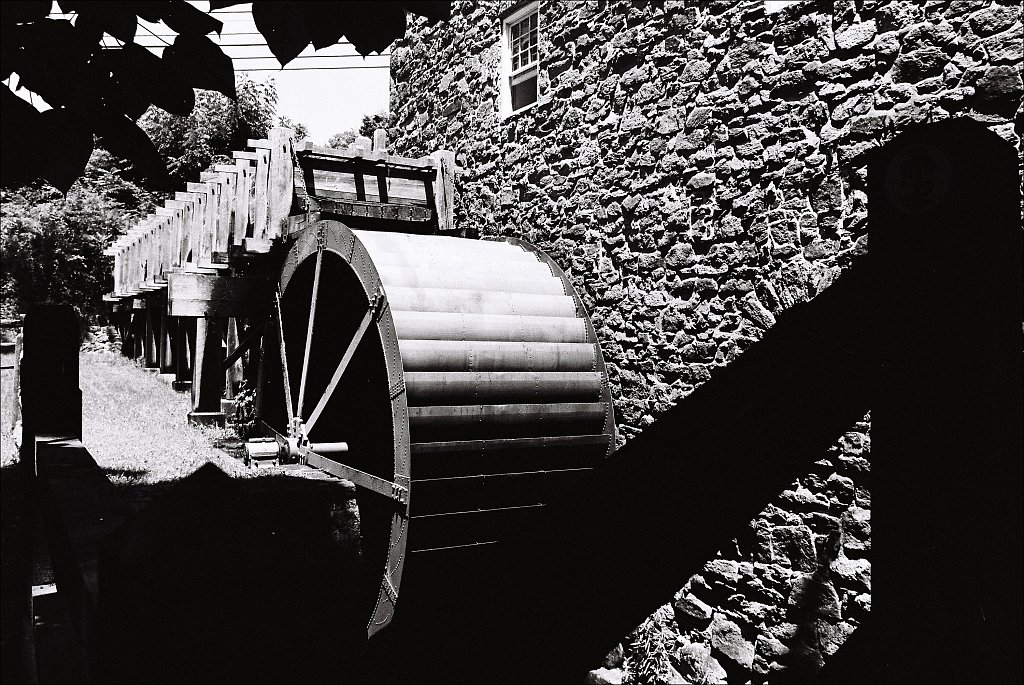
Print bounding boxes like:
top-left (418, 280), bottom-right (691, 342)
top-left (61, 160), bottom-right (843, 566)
top-left (11, 2), bottom-right (391, 145)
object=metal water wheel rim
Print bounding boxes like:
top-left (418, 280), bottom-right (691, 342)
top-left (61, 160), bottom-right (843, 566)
top-left (272, 220), bottom-right (615, 638)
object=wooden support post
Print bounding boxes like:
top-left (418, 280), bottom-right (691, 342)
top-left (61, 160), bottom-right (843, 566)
top-left (160, 311), bottom-right (175, 375)
top-left (173, 318), bottom-right (194, 391)
top-left (225, 318), bottom-right (242, 398)
top-left (131, 306), bottom-right (146, 360)
top-left (144, 301), bottom-right (159, 369)
top-left (189, 317), bottom-right (226, 426)
top-left (430, 149), bottom-right (456, 234)
top-left (119, 308), bottom-right (133, 358)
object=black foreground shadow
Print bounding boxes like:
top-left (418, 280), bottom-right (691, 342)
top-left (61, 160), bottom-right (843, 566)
top-left (97, 464), bottom-right (370, 684)
top-left (364, 119), bottom-right (1023, 684)
top-left (18, 119), bottom-right (1022, 684)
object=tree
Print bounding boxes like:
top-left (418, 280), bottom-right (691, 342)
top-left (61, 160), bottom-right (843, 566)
top-left (359, 110), bottom-right (389, 138)
top-left (1, 148), bottom-right (161, 320)
top-left (327, 129), bottom-right (359, 149)
top-left (1, 1), bottom-right (450, 192)
top-left (139, 75), bottom-right (278, 188)
top-left (278, 116), bottom-right (310, 141)
top-left (327, 110), bottom-right (389, 149)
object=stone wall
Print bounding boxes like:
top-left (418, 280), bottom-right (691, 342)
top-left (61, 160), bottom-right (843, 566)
top-left (388, 0), bottom-right (1021, 682)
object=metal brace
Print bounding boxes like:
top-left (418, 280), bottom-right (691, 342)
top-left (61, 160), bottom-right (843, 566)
top-left (382, 572), bottom-right (399, 603)
top-left (391, 477), bottom-right (409, 506)
top-left (315, 223), bottom-right (328, 252)
top-left (369, 287), bottom-right (387, 321)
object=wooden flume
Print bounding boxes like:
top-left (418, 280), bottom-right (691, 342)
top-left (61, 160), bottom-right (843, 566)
top-left (103, 127), bottom-right (615, 637)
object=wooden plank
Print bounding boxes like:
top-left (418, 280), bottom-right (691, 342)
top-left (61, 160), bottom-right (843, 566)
top-left (407, 402), bottom-right (606, 442)
top-left (284, 212), bottom-right (320, 236)
top-left (217, 171), bottom-right (236, 256)
top-left (351, 135), bottom-right (372, 156)
top-left (431, 149), bottom-right (456, 233)
top-left (267, 127), bottom-right (294, 239)
top-left (317, 198), bottom-right (432, 222)
top-left (242, 238), bottom-right (273, 254)
top-left (301, 168), bottom-right (429, 204)
top-left (186, 182), bottom-right (214, 268)
top-left (175, 192), bottom-right (199, 268)
top-left (297, 141), bottom-right (438, 169)
top-left (254, 146), bottom-right (270, 239)
top-left (372, 128), bottom-right (387, 154)
top-left (247, 138), bottom-right (272, 149)
top-left (167, 271), bottom-right (273, 318)
top-left (232, 161), bottom-right (252, 246)
top-left (200, 172), bottom-right (227, 261)
top-left (233, 150), bottom-right (259, 161)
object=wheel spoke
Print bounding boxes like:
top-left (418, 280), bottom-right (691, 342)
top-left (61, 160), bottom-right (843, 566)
top-left (304, 301), bottom-right (377, 435)
top-left (274, 289), bottom-right (294, 426)
top-left (296, 248), bottom-right (323, 420)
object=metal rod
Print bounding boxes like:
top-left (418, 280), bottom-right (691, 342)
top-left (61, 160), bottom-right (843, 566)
top-left (304, 303), bottom-right (376, 435)
top-left (301, 449), bottom-right (406, 505)
top-left (296, 248), bottom-right (323, 420)
top-left (274, 290), bottom-right (294, 427)
top-left (308, 441), bottom-right (349, 454)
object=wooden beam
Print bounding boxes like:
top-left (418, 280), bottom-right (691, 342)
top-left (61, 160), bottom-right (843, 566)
top-left (297, 142), bottom-right (438, 170)
top-left (431, 149), bottom-right (456, 233)
top-left (167, 271), bottom-right (273, 318)
top-left (254, 146), bottom-right (271, 239)
top-left (316, 198), bottom-right (433, 222)
top-left (267, 127), bottom-right (294, 239)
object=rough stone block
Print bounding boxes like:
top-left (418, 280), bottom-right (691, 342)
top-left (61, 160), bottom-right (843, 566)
top-left (585, 667), bottom-right (624, 684)
top-left (835, 20), bottom-right (877, 49)
top-left (674, 593), bottom-right (714, 628)
top-left (709, 613), bottom-right (755, 670)
top-left (788, 572), bottom-right (842, 620)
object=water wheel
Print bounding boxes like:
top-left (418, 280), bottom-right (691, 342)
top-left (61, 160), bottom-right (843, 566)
top-left (256, 219), bottom-right (615, 637)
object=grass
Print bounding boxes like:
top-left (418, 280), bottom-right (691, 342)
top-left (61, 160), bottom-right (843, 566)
top-left (78, 350), bottom-right (250, 486)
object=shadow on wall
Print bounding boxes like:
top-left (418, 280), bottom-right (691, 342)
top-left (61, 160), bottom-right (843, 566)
top-left (364, 119), bottom-right (1022, 684)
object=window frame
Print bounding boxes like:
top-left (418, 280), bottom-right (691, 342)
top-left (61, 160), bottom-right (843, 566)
top-left (500, 1), bottom-right (541, 119)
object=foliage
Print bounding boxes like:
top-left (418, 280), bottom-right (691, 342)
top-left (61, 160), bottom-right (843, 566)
top-left (278, 116), bottom-right (310, 141)
top-left (0, 148), bottom-right (161, 321)
top-left (1, 1), bottom-right (449, 191)
top-left (359, 109), bottom-right (389, 138)
top-left (139, 75), bottom-right (278, 188)
top-left (327, 128), bottom-right (359, 149)
top-left (327, 109), bottom-right (389, 148)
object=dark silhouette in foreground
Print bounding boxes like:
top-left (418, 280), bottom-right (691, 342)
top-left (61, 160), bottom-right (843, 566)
top-left (19, 119), bottom-right (1021, 683)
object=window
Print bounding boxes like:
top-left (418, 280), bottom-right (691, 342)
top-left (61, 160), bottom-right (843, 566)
top-left (501, 2), bottom-right (540, 118)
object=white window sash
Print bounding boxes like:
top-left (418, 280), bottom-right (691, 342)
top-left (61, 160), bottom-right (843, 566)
top-left (510, 62), bottom-right (537, 81)
top-left (501, 2), bottom-right (541, 119)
